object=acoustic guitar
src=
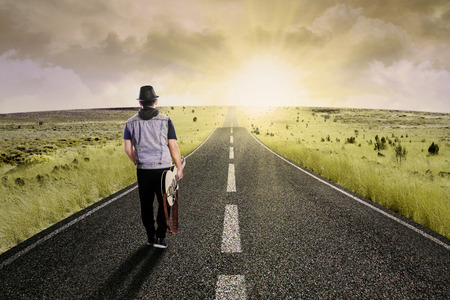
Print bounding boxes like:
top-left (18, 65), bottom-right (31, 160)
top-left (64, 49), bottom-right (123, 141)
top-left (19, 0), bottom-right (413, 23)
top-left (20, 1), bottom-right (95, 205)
top-left (161, 157), bottom-right (185, 234)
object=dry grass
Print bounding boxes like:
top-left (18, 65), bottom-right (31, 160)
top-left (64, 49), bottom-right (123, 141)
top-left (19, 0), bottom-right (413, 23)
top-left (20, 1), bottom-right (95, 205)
top-left (0, 106), bottom-right (226, 254)
top-left (239, 106), bottom-right (450, 238)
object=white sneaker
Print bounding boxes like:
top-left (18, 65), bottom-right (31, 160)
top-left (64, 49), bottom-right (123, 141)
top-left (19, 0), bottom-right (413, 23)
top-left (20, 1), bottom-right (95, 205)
top-left (153, 238), bottom-right (168, 249)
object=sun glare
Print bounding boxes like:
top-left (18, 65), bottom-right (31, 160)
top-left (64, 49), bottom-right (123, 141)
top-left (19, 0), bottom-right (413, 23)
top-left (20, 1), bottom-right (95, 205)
top-left (226, 55), bottom-right (306, 108)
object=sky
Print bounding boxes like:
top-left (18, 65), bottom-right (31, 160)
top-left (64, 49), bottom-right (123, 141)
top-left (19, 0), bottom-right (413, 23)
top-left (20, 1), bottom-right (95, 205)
top-left (1, 0), bottom-right (449, 113)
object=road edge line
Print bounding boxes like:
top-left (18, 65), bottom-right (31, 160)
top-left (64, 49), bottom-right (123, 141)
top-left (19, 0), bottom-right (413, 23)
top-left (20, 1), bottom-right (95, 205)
top-left (1, 127), bottom-right (219, 268)
top-left (0, 185), bottom-right (138, 268)
top-left (247, 129), bottom-right (450, 251)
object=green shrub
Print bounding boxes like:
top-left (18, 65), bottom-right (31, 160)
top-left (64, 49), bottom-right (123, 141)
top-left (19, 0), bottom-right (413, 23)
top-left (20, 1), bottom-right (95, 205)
top-left (374, 135), bottom-right (387, 151)
top-left (15, 178), bottom-right (25, 186)
top-left (394, 144), bottom-right (407, 164)
top-left (346, 136), bottom-right (356, 144)
top-left (428, 142), bottom-right (439, 155)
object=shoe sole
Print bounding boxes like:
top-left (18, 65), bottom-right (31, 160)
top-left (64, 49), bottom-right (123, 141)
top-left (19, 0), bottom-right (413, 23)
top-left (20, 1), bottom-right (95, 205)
top-left (153, 244), bottom-right (167, 249)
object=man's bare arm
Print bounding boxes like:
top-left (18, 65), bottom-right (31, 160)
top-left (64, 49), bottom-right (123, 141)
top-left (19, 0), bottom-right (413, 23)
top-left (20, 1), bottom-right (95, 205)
top-left (124, 139), bottom-right (136, 165)
top-left (168, 139), bottom-right (183, 180)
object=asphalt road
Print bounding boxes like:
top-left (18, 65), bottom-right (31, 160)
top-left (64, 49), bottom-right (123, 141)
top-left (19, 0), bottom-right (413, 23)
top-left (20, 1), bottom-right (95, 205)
top-left (1, 107), bottom-right (449, 299)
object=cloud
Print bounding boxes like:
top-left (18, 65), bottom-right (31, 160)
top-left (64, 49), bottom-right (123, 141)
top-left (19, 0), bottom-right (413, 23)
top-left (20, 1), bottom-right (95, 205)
top-left (140, 25), bottom-right (229, 72)
top-left (50, 32), bottom-right (142, 91)
top-left (0, 0), bottom-right (449, 113)
top-left (306, 4), bottom-right (412, 68)
top-left (345, 16), bottom-right (412, 66)
top-left (366, 60), bottom-right (450, 112)
top-left (338, 60), bottom-right (450, 112)
top-left (0, 50), bottom-right (97, 113)
top-left (0, 5), bottom-right (52, 56)
top-left (309, 3), bottom-right (363, 36)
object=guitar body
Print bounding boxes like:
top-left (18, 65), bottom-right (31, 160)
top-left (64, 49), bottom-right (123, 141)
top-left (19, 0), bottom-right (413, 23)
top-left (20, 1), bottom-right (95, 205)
top-left (161, 165), bottom-right (179, 206)
top-left (161, 157), bottom-right (185, 234)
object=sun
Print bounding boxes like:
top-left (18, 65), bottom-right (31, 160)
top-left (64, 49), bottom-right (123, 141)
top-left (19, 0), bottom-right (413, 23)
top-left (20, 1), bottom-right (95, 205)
top-left (225, 55), bottom-right (306, 107)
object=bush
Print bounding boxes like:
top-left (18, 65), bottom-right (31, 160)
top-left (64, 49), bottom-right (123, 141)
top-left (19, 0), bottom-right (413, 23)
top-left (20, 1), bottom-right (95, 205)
top-left (374, 135), bottom-right (387, 151)
top-left (394, 144), bottom-right (407, 164)
top-left (193, 117), bottom-right (197, 122)
top-left (346, 137), bottom-right (356, 144)
top-left (428, 142), bottom-right (439, 155)
top-left (15, 178), bottom-right (25, 186)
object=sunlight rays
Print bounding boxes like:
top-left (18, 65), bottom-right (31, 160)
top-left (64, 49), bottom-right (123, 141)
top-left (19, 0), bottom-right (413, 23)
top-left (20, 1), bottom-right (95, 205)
top-left (225, 55), bottom-right (308, 107)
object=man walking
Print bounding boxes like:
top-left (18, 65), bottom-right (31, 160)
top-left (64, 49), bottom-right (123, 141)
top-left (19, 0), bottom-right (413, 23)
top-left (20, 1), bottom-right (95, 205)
top-left (124, 85), bottom-right (183, 248)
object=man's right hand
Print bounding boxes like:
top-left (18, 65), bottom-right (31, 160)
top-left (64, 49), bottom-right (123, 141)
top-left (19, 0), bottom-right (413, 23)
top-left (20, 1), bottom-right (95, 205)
top-left (169, 139), bottom-right (183, 181)
top-left (177, 168), bottom-right (183, 181)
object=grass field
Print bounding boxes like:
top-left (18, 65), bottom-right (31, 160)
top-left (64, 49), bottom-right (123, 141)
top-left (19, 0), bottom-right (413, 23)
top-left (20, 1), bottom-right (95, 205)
top-left (238, 106), bottom-right (450, 239)
top-left (0, 106), bottom-right (226, 254)
top-left (1, 105), bottom-right (448, 254)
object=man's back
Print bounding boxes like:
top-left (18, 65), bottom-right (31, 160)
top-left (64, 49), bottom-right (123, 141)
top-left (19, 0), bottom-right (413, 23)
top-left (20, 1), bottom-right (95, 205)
top-left (125, 112), bottom-right (172, 169)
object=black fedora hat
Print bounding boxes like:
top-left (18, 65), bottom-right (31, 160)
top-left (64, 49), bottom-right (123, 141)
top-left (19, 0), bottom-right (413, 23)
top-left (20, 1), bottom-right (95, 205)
top-left (137, 85), bottom-right (159, 101)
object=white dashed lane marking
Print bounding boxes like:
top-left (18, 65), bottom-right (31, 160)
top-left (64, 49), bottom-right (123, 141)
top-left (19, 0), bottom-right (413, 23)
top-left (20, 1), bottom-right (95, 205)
top-left (221, 205), bottom-right (242, 253)
top-left (216, 126), bottom-right (246, 299)
top-left (227, 163), bottom-right (236, 192)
